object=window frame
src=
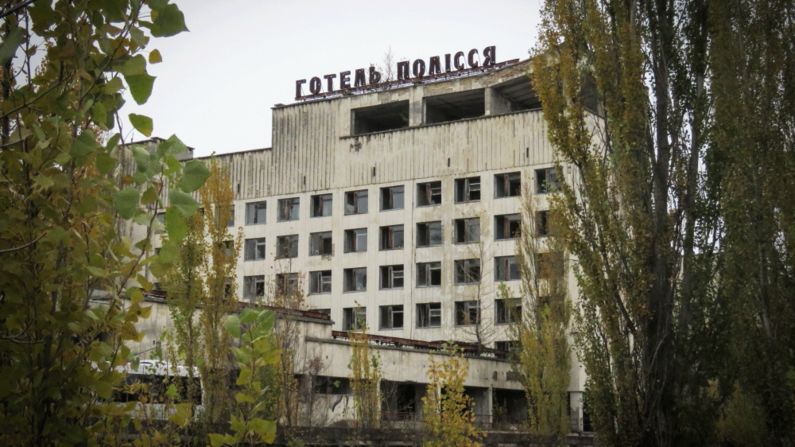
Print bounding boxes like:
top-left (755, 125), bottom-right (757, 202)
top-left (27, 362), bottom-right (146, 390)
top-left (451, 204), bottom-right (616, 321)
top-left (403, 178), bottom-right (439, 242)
top-left (243, 275), bottom-right (265, 300)
top-left (244, 237), bottom-right (267, 261)
top-left (276, 234), bottom-right (299, 259)
top-left (343, 307), bottom-right (367, 330)
top-left (454, 176), bottom-right (481, 203)
top-left (343, 267), bottom-right (367, 292)
top-left (416, 180), bottom-right (442, 207)
top-left (416, 221), bottom-right (443, 247)
top-left (277, 197), bottom-right (300, 221)
top-left (380, 185), bottom-right (405, 211)
top-left (309, 231), bottom-right (333, 256)
top-left (495, 298), bottom-right (522, 324)
top-left (344, 189), bottom-right (368, 215)
top-left (454, 217), bottom-right (480, 244)
top-left (495, 213), bottom-right (521, 240)
top-left (379, 224), bottom-right (404, 251)
top-left (454, 258), bottom-right (481, 284)
top-left (416, 302), bottom-right (442, 328)
top-left (379, 305), bottom-right (404, 330)
top-left (245, 201), bottom-right (267, 225)
top-left (308, 270), bottom-right (332, 295)
top-left (416, 261), bottom-right (442, 287)
top-left (310, 193), bottom-right (333, 218)
top-left (455, 300), bottom-right (480, 326)
top-left (494, 255), bottom-right (520, 281)
top-left (380, 264), bottom-right (405, 289)
top-left (344, 228), bottom-right (367, 253)
top-left (494, 171), bottom-right (521, 198)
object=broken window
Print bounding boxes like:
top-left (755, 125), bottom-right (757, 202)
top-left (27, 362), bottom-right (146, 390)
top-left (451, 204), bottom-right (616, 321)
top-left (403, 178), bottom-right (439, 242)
top-left (381, 185), bottom-right (404, 211)
top-left (277, 197), bottom-right (299, 221)
top-left (455, 300), bottom-right (480, 325)
top-left (311, 193), bottom-right (332, 217)
top-left (495, 256), bottom-right (520, 281)
top-left (345, 190), bottom-right (368, 215)
top-left (344, 228), bottom-right (367, 253)
top-left (416, 302), bottom-right (442, 328)
top-left (454, 259), bottom-right (481, 284)
top-left (276, 273), bottom-right (300, 296)
top-left (380, 264), bottom-right (404, 289)
top-left (314, 376), bottom-right (351, 395)
top-left (308, 270), bottom-right (332, 295)
top-left (495, 172), bottom-right (521, 198)
top-left (535, 167), bottom-right (560, 194)
top-left (454, 217), bottom-right (480, 244)
top-left (245, 201), bottom-right (267, 225)
top-left (276, 234), bottom-right (298, 259)
top-left (379, 305), bottom-right (404, 330)
top-left (424, 89), bottom-right (485, 124)
top-left (380, 224), bottom-right (404, 250)
top-left (343, 307), bottom-right (367, 330)
top-left (495, 298), bottom-right (522, 324)
top-left (495, 214), bottom-right (521, 240)
top-left (243, 275), bottom-right (265, 300)
top-left (455, 176), bottom-right (481, 202)
top-left (416, 221), bottom-right (442, 247)
top-left (352, 100), bottom-right (409, 135)
top-left (417, 180), bottom-right (442, 206)
top-left (343, 267), bottom-right (367, 292)
top-left (244, 237), bottom-right (266, 261)
top-left (417, 262), bottom-right (442, 287)
top-left (309, 231), bottom-right (333, 256)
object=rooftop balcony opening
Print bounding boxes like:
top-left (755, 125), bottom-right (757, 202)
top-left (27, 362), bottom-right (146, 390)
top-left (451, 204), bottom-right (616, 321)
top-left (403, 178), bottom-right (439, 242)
top-left (424, 88), bottom-right (485, 124)
top-left (492, 77), bottom-right (542, 112)
top-left (352, 100), bottom-right (409, 135)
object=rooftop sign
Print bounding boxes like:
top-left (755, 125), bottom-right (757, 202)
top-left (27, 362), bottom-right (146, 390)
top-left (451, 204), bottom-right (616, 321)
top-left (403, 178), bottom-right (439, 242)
top-left (295, 45), bottom-right (497, 100)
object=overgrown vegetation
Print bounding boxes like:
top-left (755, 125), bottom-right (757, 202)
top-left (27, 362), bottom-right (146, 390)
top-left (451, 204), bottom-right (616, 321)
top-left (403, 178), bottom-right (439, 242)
top-left (349, 322), bottom-right (382, 429)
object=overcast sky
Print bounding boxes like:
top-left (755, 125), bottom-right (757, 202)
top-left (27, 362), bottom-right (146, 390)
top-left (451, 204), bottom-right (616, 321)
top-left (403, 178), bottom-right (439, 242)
top-left (124, 0), bottom-right (543, 156)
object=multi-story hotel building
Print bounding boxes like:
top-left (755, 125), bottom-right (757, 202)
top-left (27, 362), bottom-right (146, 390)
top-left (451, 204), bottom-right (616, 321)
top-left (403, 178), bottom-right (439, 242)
top-left (128, 54), bottom-right (588, 430)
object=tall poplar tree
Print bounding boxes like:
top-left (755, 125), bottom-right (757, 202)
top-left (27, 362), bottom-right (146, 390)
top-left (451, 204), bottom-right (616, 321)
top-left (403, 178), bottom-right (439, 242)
top-left (531, 1), bottom-right (721, 445)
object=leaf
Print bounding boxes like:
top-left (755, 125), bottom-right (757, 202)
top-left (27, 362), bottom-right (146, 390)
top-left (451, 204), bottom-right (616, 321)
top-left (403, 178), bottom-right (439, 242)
top-left (121, 55), bottom-right (147, 76)
top-left (239, 308), bottom-right (257, 325)
top-left (113, 187), bottom-right (140, 219)
top-left (125, 73), bottom-right (155, 105)
top-left (234, 391), bottom-right (255, 404)
top-left (0, 27), bottom-right (23, 66)
top-left (129, 113), bottom-right (153, 137)
top-left (249, 418), bottom-right (277, 443)
top-left (224, 315), bottom-right (241, 338)
top-left (230, 414), bottom-right (245, 434)
top-left (103, 77), bottom-right (123, 94)
top-left (168, 190), bottom-right (199, 217)
top-left (86, 266), bottom-right (108, 278)
top-left (208, 433), bottom-right (236, 447)
top-left (169, 403), bottom-right (192, 427)
top-left (158, 134), bottom-right (187, 156)
top-left (165, 207), bottom-right (187, 242)
top-left (71, 131), bottom-right (99, 158)
top-left (178, 160), bottom-right (209, 192)
top-left (150, 4), bottom-right (189, 37)
top-left (149, 49), bottom-right (162, 64)
top-left (95, 380), bottom-right (113, 400)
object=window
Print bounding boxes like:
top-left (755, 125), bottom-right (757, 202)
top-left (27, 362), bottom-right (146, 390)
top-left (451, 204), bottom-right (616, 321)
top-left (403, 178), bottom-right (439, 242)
top-left (225, 205), bottom-right (235, 227)
top-left (455, 176), bottom-right (481, 202)
top-left (380, 225), bottom-right (404, 250)
top-left (343, 267), bottom-right (367, 292)
top-left (380, 185), bottom-right (404, 211)
top-left (277, 197), bottom-right (300, 221)
top-left (311, 193), bottom-right (333, 217)
top-left (352, 100), bottom-right (409, 135)
top-left (416, 303), bottom-right (442, 328)
top-left (344, 228), bottom-right (367, 253)
top-left (380, 265), bottom-right (404, 289)
top-left (244, 238), bottom-right (266, 261)
top-left (495, 256), bottom-right (520, 281)
top-left (417, 181), bottom-right (442, 206)
top-left (417, 262), bottom-right (442, 287)
top-left (314, 376), bottom-right (351, 395)
top-left (309, 270), bottom-right (332, 294)
top-left (535, 210), bottom-right (549, 237)
top-left (345, 190), bottom-right (368, 215)
top-left (380, 305), bottom-right (404, 330)
top-left (309, 231), bottom-right (333, 256)
top-left (425, 89), bottom-right (485, 124)
top-left (535, 167), bottom-right (560, 194)
top-left (243, 275), bottom-right (265, 300)
top-left (495, 298), bottom-right (522, 324)
top-left (245, 201), bottom-right (267, 225)
top-left (276, 234), bottom-right (298, 259)
top-left (495, 214), bottom-right (521, 240)
top-left (155, 212), bottom-right (165, 234)
top-left (343, 307), bottom-right (367, 330)
top-left (494, 341), bottom-right (519, 358)
top-left (454, 217), bottom-right (480, 244)
top-left (454, 259), bottom-right (481, 284)
top-left (276, 273), bottom-right (300, 296)
top-left (495, 172), bottom-right (521, 198)
top-left (416, 221), bottom-right (442, 247)
top-left (455, 300), bottom-right (480, 325)
top-left (221, 240), bottom-right (234, 258)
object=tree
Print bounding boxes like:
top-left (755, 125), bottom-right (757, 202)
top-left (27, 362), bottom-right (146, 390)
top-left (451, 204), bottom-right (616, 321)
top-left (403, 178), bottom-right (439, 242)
top-left (509, 197), bottom-right (570, 441)
top-left (0, 1), bottom-right (196, 445)
top-left (421, 345), bottom-right (482, 447)
top-left (349, 321), bottom-right (382, 429)
top-left (532, 1), bottom-right (722, 445)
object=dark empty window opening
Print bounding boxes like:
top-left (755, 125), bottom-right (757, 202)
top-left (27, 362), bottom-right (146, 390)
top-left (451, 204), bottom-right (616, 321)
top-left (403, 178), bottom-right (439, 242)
top-left (455, 177), bottom-right (481, 202)
top-left (493, 77), bottom-right (542, 113)
top-left (495, 172), bottom-right (521, 198)
top-left (417, 181), bottom-right (442, 206)
top-left (425, 89), bottom-right (485, 124)
top-left (495, 214), bottom-right (521, 240)
top-left (352, 100), bottom-right (409, 135)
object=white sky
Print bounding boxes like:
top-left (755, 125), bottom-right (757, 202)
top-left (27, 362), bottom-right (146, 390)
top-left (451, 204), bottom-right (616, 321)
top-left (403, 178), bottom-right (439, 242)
top-left (124, 0), bottom-right (543, 156)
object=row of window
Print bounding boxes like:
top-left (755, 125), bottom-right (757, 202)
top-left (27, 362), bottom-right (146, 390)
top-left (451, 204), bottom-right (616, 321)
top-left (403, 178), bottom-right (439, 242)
top-left (339, 298), bottom-right (523, 331)
top-left (240, 253), bottom-right (564, 299)
top-left (234, 168), bottom-right (559, 225)
top-left (242, 212), bottom-right (549, 261)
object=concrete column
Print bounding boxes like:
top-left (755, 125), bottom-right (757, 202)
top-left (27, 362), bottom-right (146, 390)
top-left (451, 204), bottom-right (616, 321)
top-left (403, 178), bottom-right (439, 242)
top-left (485, 87), bottom-right (511, 115)
top-left (409, 97), bottom-right (424, 126)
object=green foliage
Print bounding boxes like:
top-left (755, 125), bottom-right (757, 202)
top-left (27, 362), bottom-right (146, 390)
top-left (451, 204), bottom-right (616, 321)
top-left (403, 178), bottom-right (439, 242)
top-left (210, 309), bottom-right (279, 447)
top-left (421, 345), bottom-right (482, 447)
top-left (349, 323), bottom-right (382, 429)
top-left (0, 1), bottom-right (194, 444)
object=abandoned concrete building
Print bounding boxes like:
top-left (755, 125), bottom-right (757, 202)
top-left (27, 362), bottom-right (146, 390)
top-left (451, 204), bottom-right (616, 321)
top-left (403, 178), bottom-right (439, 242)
top-left (126, 55), bottom-right (590, 433)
